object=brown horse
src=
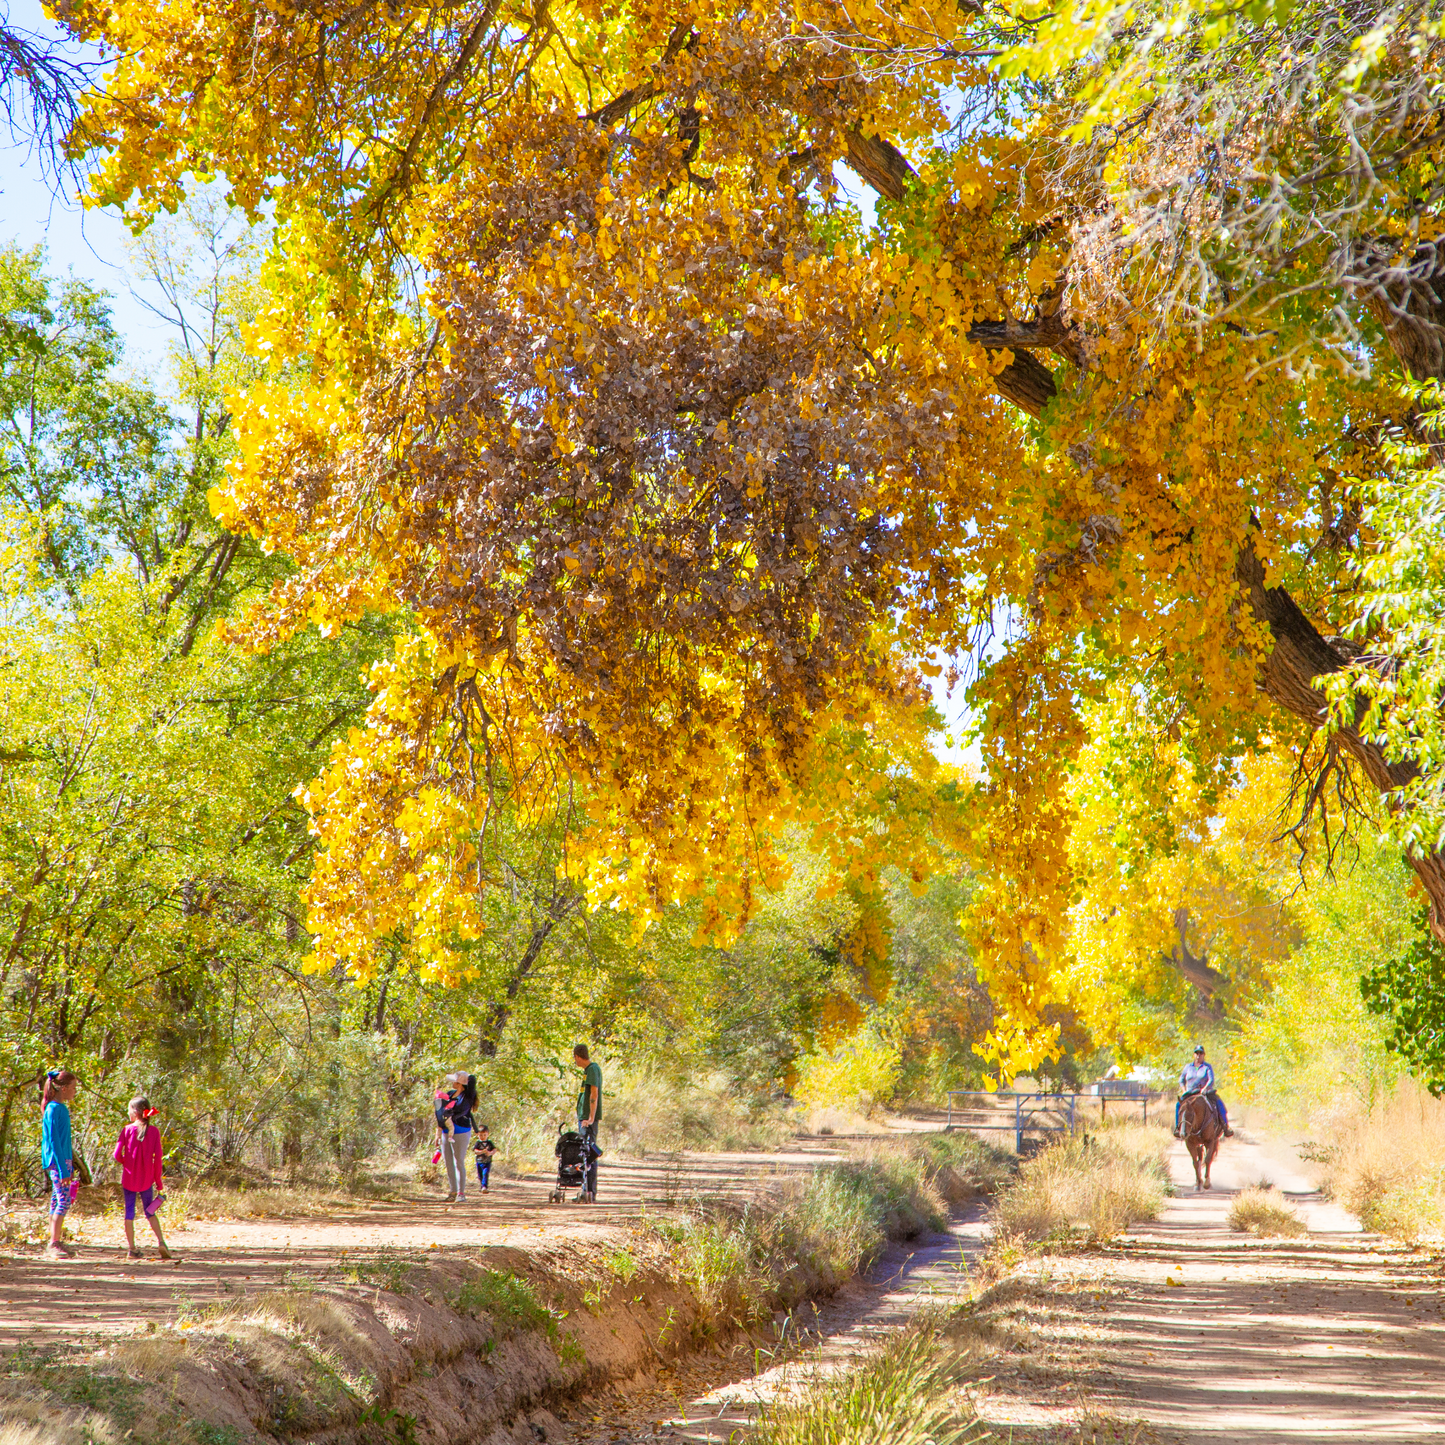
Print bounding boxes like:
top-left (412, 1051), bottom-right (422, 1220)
top-left (1180, 1091), bottom-right (1223, 1190)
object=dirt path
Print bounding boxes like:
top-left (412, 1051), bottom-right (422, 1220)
top-left (979, 1131), bottom-right (1445, 1443)
top-left (563, 1129), bottom-right (1445, 1445)
top-left (0, 1145), bottom-right (844, 1343)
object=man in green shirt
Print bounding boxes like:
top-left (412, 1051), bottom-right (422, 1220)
top-left (573, 1043), bottom-right (602, 1203)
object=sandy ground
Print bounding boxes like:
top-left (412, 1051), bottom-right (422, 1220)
top-left (1076, 1131), bottom-right (1445, 1443)
top-left (975, 1128), bottom-right (1445, 1442)
top-left (0, 1145), bottom-right (846, 1342)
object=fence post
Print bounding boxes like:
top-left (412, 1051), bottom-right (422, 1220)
top-left (1142, 1096), bottom-right (1148, 1126)
top-left (1015, 1093), bottom-right (1023, 1154)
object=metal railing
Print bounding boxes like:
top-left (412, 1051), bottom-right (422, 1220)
top-left (944, 1089), bottom-right (1152, 1151)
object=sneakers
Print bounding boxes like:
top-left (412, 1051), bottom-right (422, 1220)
top-left (1224, 1127), bottom-right (1235, 1137)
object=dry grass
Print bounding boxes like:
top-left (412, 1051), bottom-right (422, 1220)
top-left (602, 1067), bottom-right (796, 1157)
top-left (990, 1123), bottom-right (1169, 1250)
top-left (751, 1318), bottom-right (985, 1445)
top-left (1228, 1187), bottom-right (1307, 1238)
top-left (1311, 1083), bottom-right (1445, 1244)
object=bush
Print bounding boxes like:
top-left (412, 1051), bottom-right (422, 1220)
top-left (990, 1124), bottom-right (1169, 1247)
top-left (794, 1030), bottom-right (903, 1118)
top-left (1228, 1187), bottom-right (1307, 1238)
top-left (603, 1066), bottom-right (794, 1156)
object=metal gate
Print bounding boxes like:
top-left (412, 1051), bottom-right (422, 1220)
top-left (943, 1089), bottom-right (1148, 1151)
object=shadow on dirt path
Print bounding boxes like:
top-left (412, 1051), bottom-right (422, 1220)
top-left (1037, 1132), bottom-right (1445, 1443)
top-left (0, 1144), bottom-right (850, 1344)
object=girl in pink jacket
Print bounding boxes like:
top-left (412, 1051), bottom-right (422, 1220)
top-left (113, 1096), bottom-right (171, 1259)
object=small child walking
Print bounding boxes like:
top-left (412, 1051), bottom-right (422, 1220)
top-left (40, 1069), bottom-right (79, 1259)
top-left (473, 1125), bottom-right (497, 1192)
top-left (113, 1096), bottom-right (171, 1260)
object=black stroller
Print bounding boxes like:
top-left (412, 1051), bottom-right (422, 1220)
top-left (550, 1127), bottom-right (601, 1203)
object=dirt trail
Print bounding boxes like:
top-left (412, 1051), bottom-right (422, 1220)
top-left (976, 1131), bottom-right (1445, 1443)
top-left (1085, 1133), bottom-right (1445, 1443)
top-left (0, 1145), bottom-right (845, 1342)
top-left (566, 1130), bottom-right (1445, 1445)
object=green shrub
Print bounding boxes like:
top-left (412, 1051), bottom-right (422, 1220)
top-left (452, 1269), bottom-right (555, 1341)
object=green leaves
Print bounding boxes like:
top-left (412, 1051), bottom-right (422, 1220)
top-left (1361, 910), bottom-right (1445, 1097)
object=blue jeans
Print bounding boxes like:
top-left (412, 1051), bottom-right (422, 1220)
top-left (475, 1156), bottom-right (491, 1189)
top-left (1176, 1093), bottom-right (1228, 1131)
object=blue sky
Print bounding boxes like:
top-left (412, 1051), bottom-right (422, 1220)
top-left (0, 0), bottom-right (175, 365)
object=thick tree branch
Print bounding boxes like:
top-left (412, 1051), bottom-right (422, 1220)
top-left (1232, 538), bottom-right (1445, 937)
top-left (843, 123), bottom-right (1445, 936)
top-left (584, 22), bottom-right (696, 127)
top-left (841, 128), bottom-right (1076, 413)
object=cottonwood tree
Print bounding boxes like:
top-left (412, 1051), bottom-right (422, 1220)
top-left (65, 0), bottom-right (1445, 1069)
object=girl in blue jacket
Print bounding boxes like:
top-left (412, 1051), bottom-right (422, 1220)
top-left (40, 1069), bottom-right (79, 1258)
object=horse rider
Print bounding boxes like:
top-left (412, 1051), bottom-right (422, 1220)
top-left (1173, 1044), bottom-right (1233, 1138)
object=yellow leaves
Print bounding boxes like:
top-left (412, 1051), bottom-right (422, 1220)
top-left (1025, 250), bottom-right (1061, 295)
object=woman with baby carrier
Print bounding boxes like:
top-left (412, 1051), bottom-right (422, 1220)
top-left (435, 1072), bottom-right (478, 1203)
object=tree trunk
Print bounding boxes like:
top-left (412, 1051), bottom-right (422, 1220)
top-left (478, 887), bottom-right (582, 1057)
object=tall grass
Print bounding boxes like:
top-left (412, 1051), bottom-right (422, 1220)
top-left (1313, 1082), bottom-right (1445, 1243)
top-left (1228, 1187), bottom-right (1306, 1238)
top-left (652, 1135), bottom-right (1004, 1330)
top-left (751, 1320), bottom-right (984, 1445)
top-left (990, 1123), bottom-right (1169, 1248)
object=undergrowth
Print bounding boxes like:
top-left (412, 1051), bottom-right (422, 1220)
top-left (984, 1122), bottom-right (1169, 1270)
top-left (1312, 1084), bottom-right (1445, 1244)
top-left (650, 1134), bottom-right (1006, 1333)
top-left (1228, 1187), bottom-right (1307, 1238)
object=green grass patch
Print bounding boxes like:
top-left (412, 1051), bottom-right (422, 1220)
top-left (338, 1247), bottom-right (421, 1293)
top-left (751, 1319), bottom-right (984, 1445)
top-left (452, 1268), bottom-right (554, 1339)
